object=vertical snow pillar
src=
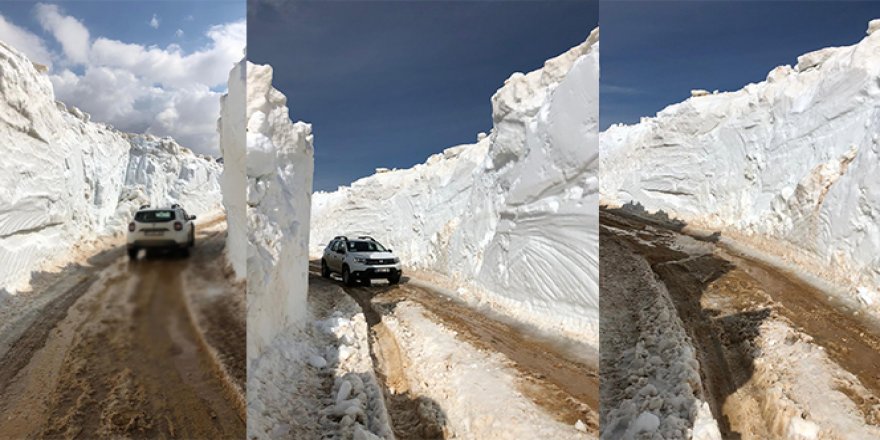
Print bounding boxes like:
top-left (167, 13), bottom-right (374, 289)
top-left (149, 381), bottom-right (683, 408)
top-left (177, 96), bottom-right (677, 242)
top-left (219, 59), bottom-right (248, 279)
top-left (245, 62), bottom-right (315, 366)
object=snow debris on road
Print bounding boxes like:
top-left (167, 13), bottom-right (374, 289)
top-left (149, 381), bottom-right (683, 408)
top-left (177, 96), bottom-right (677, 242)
top-left (382, 300), bottom-right (592, 438)
top-left (0, 41), bottom-right (222, 294)
top-left (600, 237), bottom-right (722, 440)
top-left (311, 28), bottom-right (600, 346)
top-left (247, 281), bottom-right (393, 440)
top-left (600, 20), bottom-right (880, 318)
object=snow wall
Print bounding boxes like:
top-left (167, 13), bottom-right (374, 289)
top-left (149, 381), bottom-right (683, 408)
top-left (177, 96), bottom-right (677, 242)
top-left (219, 59), bottom-right (247, 279)
top-left (601, 20), bottom-right (880, 310)
top-left (311, 29), bottom-right (600, 344)
top-left (243, 61), bottom-right (314, 365)
top-left (0, 41), bottom-right (222, 294)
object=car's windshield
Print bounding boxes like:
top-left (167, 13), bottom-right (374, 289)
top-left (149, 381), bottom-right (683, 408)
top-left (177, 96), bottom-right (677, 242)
top-left (135, 210), bottom-right (175, 223)
top-left (347, 240), bottom-right (387, 252)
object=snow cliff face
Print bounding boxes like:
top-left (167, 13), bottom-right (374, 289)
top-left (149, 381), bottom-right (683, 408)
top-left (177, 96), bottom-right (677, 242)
top-left (601, 21), bottom-right (880, 307)
top-left (219, 59), bottom-right (247, 279)
top-left (0, 40), bottom-right (222, 293)
top-left (245, 61), bottom-right (314, 365)
top-left (311, 29), bottom-right (600, 344)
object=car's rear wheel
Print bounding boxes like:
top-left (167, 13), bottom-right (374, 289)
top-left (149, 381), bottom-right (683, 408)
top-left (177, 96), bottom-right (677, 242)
top-left (127, 247), bottom-right (138, 260)
top-left (389, 273), bottom-right (401, 285)
top-left (342, 266), bottom-right (356, 286)
top-left (321, 260), bottom-right (331, 278)
top-left (180, 247), bottom-right (190, 258)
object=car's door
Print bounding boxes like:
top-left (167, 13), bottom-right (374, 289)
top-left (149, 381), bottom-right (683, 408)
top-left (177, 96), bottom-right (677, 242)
top-left (328, 240), bottom-right (341, 271)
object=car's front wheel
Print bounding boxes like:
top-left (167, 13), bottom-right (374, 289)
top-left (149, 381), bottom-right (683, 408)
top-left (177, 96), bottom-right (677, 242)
top-left (188, 228), bottom-right (195, 247)
top-left (127, 247), bottom-right (138, 260)
top-left (389, 273), bottom-right (401, 285)
top-left (321, 260), bottom-right (331, 278)
top-left (342, 266), bottom-right (356, 287)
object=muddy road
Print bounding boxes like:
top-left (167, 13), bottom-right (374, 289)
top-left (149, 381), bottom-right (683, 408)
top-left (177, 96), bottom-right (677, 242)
top-left (601, 208), bottom-right (880, 438)
top-left (308, 261), bottom-right (600, 438)
top-left (0, 222), bottom-right (245, 439)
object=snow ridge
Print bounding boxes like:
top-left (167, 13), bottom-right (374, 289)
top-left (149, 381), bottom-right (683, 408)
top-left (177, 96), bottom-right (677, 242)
top-left (601, 21), bottom-right (880, 312)
top-left (311, 28), bottom-right (600, 344)
top-left (0, 40), bottom-right (222, 294)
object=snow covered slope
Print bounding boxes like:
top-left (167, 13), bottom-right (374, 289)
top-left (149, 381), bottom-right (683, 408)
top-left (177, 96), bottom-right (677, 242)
top-left (245, 61), bottom-right (314, 364)
top-left (601, 21), bottom-right (880, 309)
top-left (311, 29), bottom-right (600, 344)
top-left (0, 40), bottom-right (222, 294)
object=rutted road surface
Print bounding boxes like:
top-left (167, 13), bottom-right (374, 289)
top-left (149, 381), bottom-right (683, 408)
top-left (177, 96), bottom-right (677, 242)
top-left (601, 208), bottom-right (880, 439)
top-left (309, 261), bottom-right (600, 438)
top-left (0, 220), bottom-right (245, 439)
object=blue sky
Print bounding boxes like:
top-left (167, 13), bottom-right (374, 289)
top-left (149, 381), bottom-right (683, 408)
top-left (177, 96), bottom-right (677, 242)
top-left (249, 0), bottom-right (598, 192)
top-left (0, 1), bottom-right (245, 155)
top-left (601, 0), bottom-right (880, 129)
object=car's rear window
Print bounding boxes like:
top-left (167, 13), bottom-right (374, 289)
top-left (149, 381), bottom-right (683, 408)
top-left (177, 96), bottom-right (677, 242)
top-left (347, 241), bottom-right (386, 252)
top-left (135, 210), bottom-right (175, 222)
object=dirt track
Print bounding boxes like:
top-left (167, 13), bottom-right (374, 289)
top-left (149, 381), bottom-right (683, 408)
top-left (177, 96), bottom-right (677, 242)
top-left (0, 224), bottom-right (244, 439)
top-left (309, 262), bottom-right (600, 437)
top-left (601, 208), bottom-right (880, 438)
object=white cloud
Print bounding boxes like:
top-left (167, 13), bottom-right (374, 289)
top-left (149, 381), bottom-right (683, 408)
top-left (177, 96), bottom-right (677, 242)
top-left (34, 3), bottom-right (90, 64)
top-left (0, 14), bottom-right (53, 67)
top-left (8, 4), bottom-right (245, 156)
top-left (175, 28), bottom-right (184, 37)
top-left (150, 14), bottom-right (159, 29)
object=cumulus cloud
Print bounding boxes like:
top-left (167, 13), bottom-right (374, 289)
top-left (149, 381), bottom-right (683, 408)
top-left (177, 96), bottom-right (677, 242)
top-left (35, 3), bottom-right (90, 64)
top-left (3, 4), bottom-right (244, 156)
top-left (0, 14), bottom-right (53, 67)
top-left (150, 14), bottom-right (159, 29)
top-left (176, 28), bottom-right (184, 37)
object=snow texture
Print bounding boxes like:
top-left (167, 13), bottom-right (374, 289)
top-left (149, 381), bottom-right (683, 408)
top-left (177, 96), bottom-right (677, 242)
top-left (311, 28), bottom-right (600, 345)
top-left (244, 61), bottom-right (314, 365)
top-left (219, 58), bottom-right (247, 279)
top-left (601, 20), bottom-right (880, 316)
top-left (0, 40), bottom-right (222, 294)
top-left (247, 282), bottom-right (393, 440)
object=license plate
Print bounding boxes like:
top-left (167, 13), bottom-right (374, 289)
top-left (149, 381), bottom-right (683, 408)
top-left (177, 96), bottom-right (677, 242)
top-left (145, 231), bottom-right (164, 236)
top-left (376, 268), bottom-right (389, 273)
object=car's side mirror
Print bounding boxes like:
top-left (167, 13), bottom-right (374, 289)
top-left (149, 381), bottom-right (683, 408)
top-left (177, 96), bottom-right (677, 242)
top-left (387, 249), bottom-right (393, 253)
top-left (189, 215), bottom-right (197, 220)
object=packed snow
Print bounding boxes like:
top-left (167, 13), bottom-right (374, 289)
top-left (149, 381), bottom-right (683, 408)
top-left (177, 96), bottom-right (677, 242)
top-left (600, 20), bottom-right (880, 318)
top-left (219, 58), bottom-right (247, 279)
top-left (0, 40), bottom-right (222, 294)
top-left (243, 61), bottom-right (315, 365)
top-left (311, 28), bottom-right (600, 345)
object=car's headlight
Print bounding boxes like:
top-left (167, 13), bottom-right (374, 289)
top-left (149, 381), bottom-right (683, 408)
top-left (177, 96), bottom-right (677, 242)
top-left (354, 257), bottom-right (366, 263)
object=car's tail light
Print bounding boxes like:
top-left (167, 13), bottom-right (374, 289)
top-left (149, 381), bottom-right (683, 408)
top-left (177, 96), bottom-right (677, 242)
top-left (128, 222), bottom-right (136, 232)
top-left (174, 221), bottom-right (183, 231)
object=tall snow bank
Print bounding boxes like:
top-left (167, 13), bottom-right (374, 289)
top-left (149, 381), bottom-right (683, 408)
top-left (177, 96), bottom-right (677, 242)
top-left (245, 61), bottom-right (314, 365)
top-left (600, 21), bottom-right (880, 308)
top-left (0, 41), bottom-right (222, 293)
top-left (219, 59), bottom-right (247, 279)
top-left (311, 29), bottom-right (600, 344)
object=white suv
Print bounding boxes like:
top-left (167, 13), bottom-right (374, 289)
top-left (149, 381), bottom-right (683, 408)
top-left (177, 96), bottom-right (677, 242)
top-left (127, 204), bottom-right (196, 259)
top-left (321, 236), bottom-right (402, 286)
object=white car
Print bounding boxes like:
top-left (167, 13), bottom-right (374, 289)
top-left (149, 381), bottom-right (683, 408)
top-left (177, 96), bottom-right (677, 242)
top-left (321, 236), bottom-right (402, 286)
top-left (127, 204), bottom-right (196, 259)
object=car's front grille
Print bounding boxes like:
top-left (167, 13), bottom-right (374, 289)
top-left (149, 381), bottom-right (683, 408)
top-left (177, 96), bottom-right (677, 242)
top-left (366, 258), bottom-right (395, 265)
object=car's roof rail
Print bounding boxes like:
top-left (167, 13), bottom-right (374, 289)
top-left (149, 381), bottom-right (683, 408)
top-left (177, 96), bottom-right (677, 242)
top-left (357, 235), bottom-right (376, 241)
top-left (139, 204), bottom-right (150, 209)
top-left (333, 235), bottom-right (348, 241)
top-left (171, 203), bottom-right (181, 209)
